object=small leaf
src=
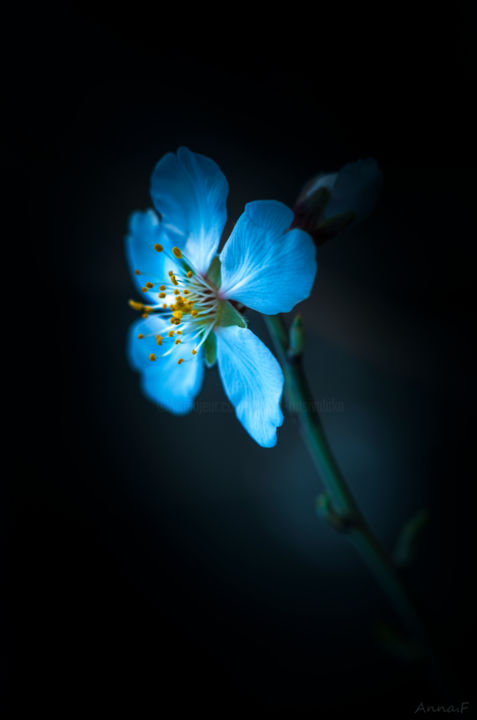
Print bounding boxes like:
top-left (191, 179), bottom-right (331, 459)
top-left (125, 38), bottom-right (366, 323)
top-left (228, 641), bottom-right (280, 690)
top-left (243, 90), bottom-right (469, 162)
top-left (204, 332), bottom-right (217, 367)
top-left (393, 509), bottom-right (430, 567)
top-left (375, 622), bottom-right (427, 661)
top-left (218, 300), bottom-right (247, 328)
top-left (289, 314), bottom-right (305, 357)
top-left (316, 493), bottom-right (351, 532)
top-left (206, 256), bottom-right (222, 288)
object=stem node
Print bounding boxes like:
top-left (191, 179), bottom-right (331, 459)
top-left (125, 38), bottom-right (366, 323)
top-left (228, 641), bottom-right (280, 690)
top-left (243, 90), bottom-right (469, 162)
top-left (264, 313), bottom-right (427, 642)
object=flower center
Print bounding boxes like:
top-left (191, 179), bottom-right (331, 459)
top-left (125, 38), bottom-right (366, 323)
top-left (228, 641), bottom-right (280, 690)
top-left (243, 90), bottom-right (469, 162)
top-left (129, 245), bottom-right (221, 364)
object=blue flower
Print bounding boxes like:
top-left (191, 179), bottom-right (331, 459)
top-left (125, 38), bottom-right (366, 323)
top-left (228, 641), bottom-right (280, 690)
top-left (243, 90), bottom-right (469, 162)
top-left (126, 147), bottom-right (317, 447)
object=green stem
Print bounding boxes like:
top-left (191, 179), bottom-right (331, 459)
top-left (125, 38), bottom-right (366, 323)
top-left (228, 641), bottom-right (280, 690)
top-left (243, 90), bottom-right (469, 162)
top-left (265, 314), bottom-right (427, 641)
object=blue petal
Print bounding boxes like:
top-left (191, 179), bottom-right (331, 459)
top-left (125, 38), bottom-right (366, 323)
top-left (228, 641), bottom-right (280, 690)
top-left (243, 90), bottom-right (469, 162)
top-left (219, 200), bottom-right (317, 314)
top-left (216, 326), bottom-right (284, 447)
top-left (150, 147), bottom-right (229, 274)
top-left (128, 315), bottom-right (204, 414)
top-left (125, 210), bottom-right (179, 303)
top-left (319, 158), bottom-right (383, 223)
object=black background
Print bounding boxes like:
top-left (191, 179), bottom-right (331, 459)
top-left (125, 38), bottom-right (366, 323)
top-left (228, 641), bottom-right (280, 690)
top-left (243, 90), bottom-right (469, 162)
top-left (7, 2), bottom-right (476, 716)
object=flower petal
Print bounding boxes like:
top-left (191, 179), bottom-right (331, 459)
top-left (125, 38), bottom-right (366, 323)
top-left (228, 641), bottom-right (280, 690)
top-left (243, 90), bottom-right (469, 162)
top-left (219, 200), bottom-right (317, 314)
top-left (150, 147), bottom-right (229, 274)
top-left (125, 210), bottom-right (179, 303)
top-left (216, 326), bottom-right (284, 447)
top-left (128, 315), bottom-right (204, 414)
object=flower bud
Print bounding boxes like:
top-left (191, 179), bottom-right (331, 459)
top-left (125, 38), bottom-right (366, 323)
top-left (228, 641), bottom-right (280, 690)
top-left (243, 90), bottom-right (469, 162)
top-left (292, 158), bottom-right (383, 244)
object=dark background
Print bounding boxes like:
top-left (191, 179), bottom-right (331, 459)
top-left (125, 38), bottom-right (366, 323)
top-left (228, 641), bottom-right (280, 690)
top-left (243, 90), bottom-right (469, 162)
top-left (7, 2), bottom-right (476, 716)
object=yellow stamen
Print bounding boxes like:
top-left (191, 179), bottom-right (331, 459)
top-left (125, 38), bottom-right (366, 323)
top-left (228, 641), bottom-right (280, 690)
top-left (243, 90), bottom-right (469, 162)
top-left (137, 333), bottom-right (144, 339)
top-left (135, 270), bottom-right (141, 275)
top-left (186, 270), bottom-right (193, 278)
top-left (159, 285), bottom-right (166, 291)
top-left (172, 247), bottom-right (182, 258)
top-left (149, 353), bottom-right (156, 361)
top-left (168, 331), bottom-right (175, 337)
top-left (156, 335), bottom-right (163, 346)
top-left (129, 300), bottom-right (144, 311)
top-left (174, 339), bottom-right (181, 345)
top-left (174, 289), bottom-right (180, 295)
top-left (159, 292), bottom-right (166, 298)
top-left (141, 287), bottom-right (148, 293)
top-left (154, 244), bottom-right (163, 252)
top-left (177, 358), bottom-right (184, 365)
top-left (172, 310), bottom-right (183, 320)
top-left (183, 289), bottom-right (190, 295)
top-left (191, 309), bottom-right (198, 317)
top-left (145, 282), bottom-right (154, 289)
top-left (162, 303), bottom-right (168, 309)
top-left (192, 349), bottom-right (197, 355)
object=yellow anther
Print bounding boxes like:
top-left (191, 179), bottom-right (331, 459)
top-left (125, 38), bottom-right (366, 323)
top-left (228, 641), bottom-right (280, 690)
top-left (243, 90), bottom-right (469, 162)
top-left (168, 270), bottom-right (173, 276)
top-left (174, 339), bottom-right (181, 345)
top-left (162, 303), bottom-right (168, 309)
top-left (177, 358), bottom-right (184, 365)
top-left (171, 277), bottom-right (178, 286)
top-left (173, 289), bottom-right (180, 295)
top-left (142, 313), bottom-right (149, 318)
top-left (191, 309), bottom-right (198, 317)
top-left (145, 282), bottom-right (153, 288)
top-left (137, 333), bottom-right (144, 339)
top-left (159, 285), bottom-right (166, 291)
top-left (172, 310), bottom-right (183, 319)
top-left (156, 335), bottom-right (163, 346)
top-left (186, 270), bottom-right (193, 278)
top-left (176, 330), bottom-right (183, 335)
top-left (183, 289), bottom-right (190, 295)
top-left (168, 330), bottom-right (175, 337)
top-left (149, 353), bottom-right (156, 361)
top-left (172, 247), bottom-right (182, 258)
top-left (154, 244), bottom-right (163, 252)
top-left (135, 269), bottom-right (141, 275)
top-left (192, 349), bottom-right (197, 355)
top-left (128, 300), bottom-right (144, 311)
top-left (141, 287), bottom-right (148, 293)
top-left (159, 292), bottom-right (166, 298)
